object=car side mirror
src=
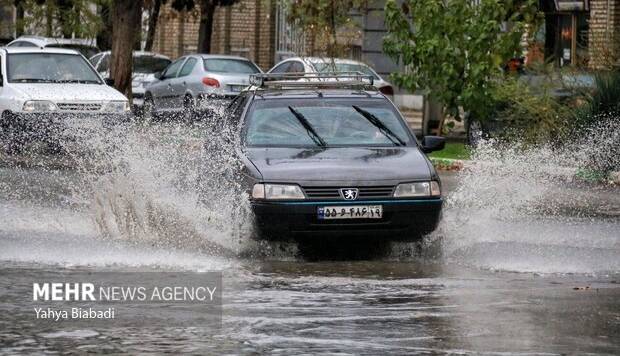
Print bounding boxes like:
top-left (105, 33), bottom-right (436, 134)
top-left (104, 78), bottom-right (114, 86)
top-left (421, 136), bottom-right (445, 153)
top-left (154, 71), bottom-right (162, 80)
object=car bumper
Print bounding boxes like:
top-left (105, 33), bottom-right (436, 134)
top-left (1, 112), bottom-right (130, 139)
top-left (251, 198), bottom-right (443, 241)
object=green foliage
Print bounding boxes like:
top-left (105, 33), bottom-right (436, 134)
top-left (16, 0), bottom-right (104, 39)
top-left (286, 0), bottom-right (367, 58)
top-left (487, 76), bottom-right (572, 144)
top-left (429, 142), bottom-right (471, 160)
top-left (383, 0), bottom-right (540, 120)
top-left (574, 70), bottom-right (620, 129)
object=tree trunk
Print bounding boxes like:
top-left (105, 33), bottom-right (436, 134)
top-left (45, 0), bottom-right (53, 37)
top-left (14, 0), bottom-right (24, 36)
top-left (110, 0), bottom-right (143, 102)
top-left (197, 0), bottom-right (216, 53)
top-left (56, 0), bottom-right (74, 38)
top-left (144, 0), bottom-right (162, 51)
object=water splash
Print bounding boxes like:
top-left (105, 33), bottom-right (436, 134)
top-left (437, 116), bottom-right (620, 274)
top-left (53, 107), bottom-right (255, 257)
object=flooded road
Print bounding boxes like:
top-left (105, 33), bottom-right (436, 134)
top-left (0, 123), bottom-right (619, 354)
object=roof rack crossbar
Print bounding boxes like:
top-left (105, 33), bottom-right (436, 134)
top-left (249, 71), bottom-right (375, 88)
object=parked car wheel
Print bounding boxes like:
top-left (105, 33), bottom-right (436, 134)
top-left (183, 94), bottom-right (196, 122)
top-left (142, 95), bottom-right (155, 124)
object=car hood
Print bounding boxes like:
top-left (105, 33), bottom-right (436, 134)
top-left (244, 146), bottom-right (432, 184)
top-left (11, 83), bottom-right (128, 102)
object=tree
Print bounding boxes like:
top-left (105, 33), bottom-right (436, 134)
top-left (286, 0), bottom-right (367, 58)
top-left (144, 0), bottom-right (163, 51)
top-left (110, 0), bottom-right (143, 100)
top-left (13, 0), bottom-right (103, 39)
top-left (192, 0), bottom-right (238, 54)
top-left (383, 0), bottom-right (540, 128)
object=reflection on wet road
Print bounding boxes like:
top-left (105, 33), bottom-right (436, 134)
top-left (0, 123), bottom-right (619, 354)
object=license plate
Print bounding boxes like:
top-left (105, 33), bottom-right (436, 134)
top-left (318, 205), bottom-right (383, 220)
top-left (229, 85), bottom-right (245, 92)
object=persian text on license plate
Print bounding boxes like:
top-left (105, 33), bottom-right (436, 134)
top-left (318, 205), bottom-right (383, 220)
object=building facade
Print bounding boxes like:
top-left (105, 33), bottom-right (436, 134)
top-left (151, 0), bottom-right (277, 71)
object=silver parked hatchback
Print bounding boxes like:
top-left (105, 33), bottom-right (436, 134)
top-left (144, 54), bottom-right (262, 118)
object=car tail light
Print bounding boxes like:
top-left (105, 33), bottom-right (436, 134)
top-left (202, 77), bottom-right (220, 88)
top-left (379, 85), bottom-right (394, 96)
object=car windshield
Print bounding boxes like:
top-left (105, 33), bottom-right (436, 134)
top-left (245, 99), bottom-right (411, 147)
top-left (133, 56), bottom-right (171, 73)
top-left (204, 58), bottom-right (259, 74)
top-left (7, 53), bottom-right (102, 84)
top-left (312, 62), bottom-right (380, 80)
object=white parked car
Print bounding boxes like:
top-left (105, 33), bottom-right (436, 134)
top-left (268, 57), bottom-right (394, 97)
top-left (0, 47), bottom-right (130, 152)
top-left (89, 51), bottom-right (171, 110)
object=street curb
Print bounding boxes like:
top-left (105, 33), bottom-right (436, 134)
top-left (429, 157), bottom-right (464, 171)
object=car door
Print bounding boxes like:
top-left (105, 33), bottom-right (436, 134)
top-left (172, 56), bottom-right (198, 107)
top-left (150, 57), bottom-right (185, 109)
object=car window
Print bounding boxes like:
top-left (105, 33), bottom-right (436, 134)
top-left (6, 53), bottom-right (102, 84)
top-left (288, 61), bottom-right (304, 73)
top-left (245, 99), bottom-right (411, 147)
top-left (312, 62), bottom-right (380, 80)
top-left (134, 56), bottom-right (171, 74)
top-left (8, 41), bottom-right (36, 47)
top-left (270, 62), bottom-right (291, 74)
top-left (162, 58), bottom-right (185, 79)
top-left (97, 54), bottom-right (110, 72)
top-left (46, 44), bottom-right (99, 59)
top-left (178, 57), bottom-right (197, 77)
top-left (203, 58), bottom-right (259, 74)
top-left (89, 53), bottom-right (103, 67)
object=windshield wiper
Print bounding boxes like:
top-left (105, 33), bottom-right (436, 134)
top-left (352, 105), bottom-right (405, 146)
top-left (11, 78), bottom-right (54, 83)
top-left (56, 79), bottom-right (101, 84)
top-left (288, 106), bottom-right (327, 147)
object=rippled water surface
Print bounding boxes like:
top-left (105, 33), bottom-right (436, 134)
top-left (0, 117), bottom-right (619, 354)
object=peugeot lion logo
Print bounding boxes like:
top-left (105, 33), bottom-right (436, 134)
top-left (340, 188), bottom-right (359, 200)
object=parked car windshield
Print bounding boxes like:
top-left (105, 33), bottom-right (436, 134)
top-left (245, 98), bottom-right (411, 147)
top-left (312, 62), bottom-right (380, 80)
top-left (7, 53), bottom-right (102, 84)
top-left (203, 58), bottom-right (259, 74)
top-left (133, 56), bottom-right (171, 74)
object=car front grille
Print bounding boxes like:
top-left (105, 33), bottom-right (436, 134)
top-left (57, 102), bottom-right (102, 111)
top-left (302, 186), bottom-right (395, 200)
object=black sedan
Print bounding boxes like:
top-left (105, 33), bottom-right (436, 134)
top-left (230, 74), bottom-right (445, 241)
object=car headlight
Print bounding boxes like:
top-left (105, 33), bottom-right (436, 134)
top-left (22, 100), bottom-right (58, 112)
top-left (252, 184), bottom-right (305, 200)
top-left (393, 181), bottom-right (441, 197)
top-left (102, 101), bottom-right (130, 113)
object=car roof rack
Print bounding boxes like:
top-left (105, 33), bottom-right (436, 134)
top-left (249, 72), bottom-right (375, 90)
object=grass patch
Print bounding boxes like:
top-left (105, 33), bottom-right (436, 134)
top-left (429, 142), bottom-right (471, 160)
